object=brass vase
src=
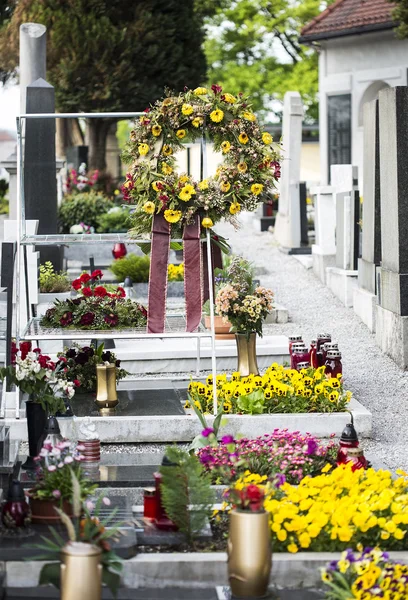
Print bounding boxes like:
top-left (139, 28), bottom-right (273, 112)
top-left (228, 509), bottom-right (271, 598)
top-left (235, 333), bottom-right (259, 377)
top-left (61, 542), bottom-right (102, 600)
top-left (95, 363), bottom-right (118, 414)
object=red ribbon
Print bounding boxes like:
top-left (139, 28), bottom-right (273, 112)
top-left (183, 216), bottom-right (203, 332)
top-left (147, 213), bottom-right (171, 333)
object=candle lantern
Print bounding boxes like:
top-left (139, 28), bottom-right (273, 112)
top-left (344, 447), bottom-right (368, 471)
top-left (153, 456), bottom-right (178, 531)
top-left (1, 480), bottom-right (31, 529)
top-left (112, 243), bottom-right (127, 260)
top-left (337, 415), bottom-right (359, 466)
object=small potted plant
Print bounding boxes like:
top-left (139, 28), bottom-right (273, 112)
top-left (57, 343), bottom-right (128, 394)
top-left (37, 262), bottom-right (72, 316)
top-left (0, 342), bottom-right (77, 469)
top-left (225, 477), bottom-right (272, 598)
top-left (28, 440), bottom-right (96, 524)
top-left (35, 470), bottom-right (123, 599)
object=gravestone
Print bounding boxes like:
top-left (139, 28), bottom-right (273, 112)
top-left (311, 186), bottom-right (336, 283)
top-left (325, 165), bottom-right (359, 307)
top-left (274, 92), bottom-right (304, 251)
top-left (376, 86), bottom-right (408, 368)
top-left (24, 78), bottom-right (62, 269)
top-left (353, 99), bottom-right (381, 332)
top-left (19, 23), bottom-right (46, 114)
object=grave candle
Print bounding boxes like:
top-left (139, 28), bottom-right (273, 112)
top-left (143, 487), bottom-right (157, 521)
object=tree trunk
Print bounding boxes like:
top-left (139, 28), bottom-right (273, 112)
top-left (56, 118), bottom-right (84, 158)
top-left (86, 118), bottom-right (114, 172)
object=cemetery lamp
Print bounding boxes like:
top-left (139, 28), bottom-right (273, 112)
top-left (1, 480), bottom-right (31, 529)
top-left (112, 243), bottom-right (127, 260)
top-left (337, 414), bottom-right (359, 466)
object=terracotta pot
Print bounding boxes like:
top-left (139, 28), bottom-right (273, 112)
top-left (228, 509), bottom-right (271, 598)
top-left (28, 492), bottom-right (73, 525)
top-left (204, 315), bottom-right (235, 340)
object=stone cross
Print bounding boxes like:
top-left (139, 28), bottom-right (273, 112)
top-left (19, 23), bottom-right (46, 115)
top-left (274, 92), bottom-right (304, 250)
top-left (376, 86), bottom-right (408, 368)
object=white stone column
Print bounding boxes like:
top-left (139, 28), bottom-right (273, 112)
top-left (274, 92), bottom-right (304, 250)
top-left (0, 151), bottom-right (17, 219)
top-left (311, 186), bottom-right (336, 283)
top-left (19, 23), bottom-right (46, 114)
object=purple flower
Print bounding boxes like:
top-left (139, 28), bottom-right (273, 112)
top-left (52, 489), bottom-right (61, 499)
top-left (221, 435), bottom-right (235, 444)
top-left (275, 473), bottom-right (286, 488)
top-left (201, 428), bottom-right (214, 438)
top-left (102, 497), bottom-right (111, 506)
top-left (306, 439), bottom-right (318, 455)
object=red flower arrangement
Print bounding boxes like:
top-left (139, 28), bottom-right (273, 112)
top-left (226, 482), bottom-right (266, 512)
top-left (40, 270), bottom-right (147, 331)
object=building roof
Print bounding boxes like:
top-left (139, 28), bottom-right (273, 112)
top-left (300, 0), bottom-right (397, 43)
top-left (0, 130), bottom-right (16, 143)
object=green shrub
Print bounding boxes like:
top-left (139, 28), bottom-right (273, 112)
top-left (58, 191), bottom-right (114, 233)
top-left (110, 253), bottom-right (150, 283)
top-left (0, 179), bottom-right (9, 215)
top-left (97, 207), bottom-right (131, 233)
top-left (39, 262), bottom-right (71, 293)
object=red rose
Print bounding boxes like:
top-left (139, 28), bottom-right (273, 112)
top-left (19, 341), bottom-right (32, 360)
top-left (11, 341), bottom-right (18, 364)
top-left (116, 286), bottom-right (126, 298)
top-left (94, 286), bottom-right (108, 298)
top-left (73, 379), bottom-right (81, 387)
top-left (80, 273), bottom-right (91, 284)
top-left (82, 287), bottom-right (93, 297)
top-left (104, 313), bottom-right (118, 327)
top-left (72, 279), bottom-right (82, 291)
top-left (244, 484), bottom-right (264, 512)
top-left (91, 269), bottom-right (103, 280)
top-left (38, 354), bottom-right (51, 368)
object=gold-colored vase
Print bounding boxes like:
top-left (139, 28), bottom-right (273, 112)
top-left (235, 333), bottom-right (259, 377)
top-left (61, 542), bottom-right (102, 600)
top-left (228, 509), bottom-right (272, 598)
top-left (95, 363), bottom-right (118, 414)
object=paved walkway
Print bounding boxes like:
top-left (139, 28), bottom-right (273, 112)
top-left (215, 216), bottom-right (408, 473)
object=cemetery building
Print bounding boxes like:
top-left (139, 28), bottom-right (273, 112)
top-left (300, 0), bottom-right (408, 187)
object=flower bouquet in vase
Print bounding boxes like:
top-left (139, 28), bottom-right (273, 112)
top-left (225, 478), bottom-right (272, 598)
top-left (0, 342), bottom-right (77, 469)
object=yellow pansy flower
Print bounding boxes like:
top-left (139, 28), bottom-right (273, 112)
top-left (164, 210), bottom-right (182, 223)
top-left (251, 183), bottom-right (264, 196)
top-left (238, 132), bottom-right (249, 144)
top-left (181, 103), bottom-right (194, 116)
top-left (138, 143), bottom-right (149, 156)
top-left (202, 217), bottom-right (213, 228)
top-left (194, 87), bottom-right (207, 95)
top-left (262, 132), bottom-right (273, 144)
top-left (152, 124), bottom-right (162, 137)
top-left (143, 201), bottom-right (155, 214)
top-left (210, 109), bottom-right (224, 123)
top-left (221, 141), bottom-right (231, 153)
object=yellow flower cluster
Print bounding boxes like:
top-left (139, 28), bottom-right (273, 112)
top-left (167, 263), bottom-right (184, 282)
top-left (266, 465), bottom-right (408, 553)
top-left (185, 365), bottom-right (352, 415)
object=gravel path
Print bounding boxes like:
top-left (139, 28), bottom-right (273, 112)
top-left (214, 217), bottom-right (408, 473)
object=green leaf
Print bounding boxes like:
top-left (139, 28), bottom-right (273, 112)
top-left (102, 568), bottom-right (121, 598)
top-left (39, 563), bottom-right (61, 589)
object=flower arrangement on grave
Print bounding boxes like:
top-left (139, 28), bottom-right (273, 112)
top-left (321, 547), bottom-right (408, 599)
top-left (57, 343), bottom-right (128, 393)
top-left (121, 86), bottom-right (281, 236)
top-left (225, 478), bottom-right (267, 513)
top-left (40, 270), bottom-right (147, 330)
top-left (249, 464), bottom-right (408, 553)
top-left (65, 162), bottom-right (99, 194)
top-left (29, 440), bottom-right (96, 506)
top-left (185, 364), bottom-right (352, 415)
top-left (36, 471), bottom-right (123, 597)
top-left (197, 430), bottom-right (338, 486)
top-left (0, 342), bottom-right (76, 414)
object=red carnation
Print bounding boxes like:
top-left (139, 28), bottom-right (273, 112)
top-left (38, 354), bottom-right (51, 368)
top-left (19, 341), bottom-right (32, 360)
top-left (139, 304), bottom-right (148, 318)
top-left (11, 341), bottom-right (18, 365)
top-left (104, 313), bottom-right (118, 327)
top-left (243, 484), bottom-right (264, 512)
top-left (94, 286), bottom-right (108, 298)
top-left (58, 357), bottom-right (67, 364)
top-left (72, 279), bottom-right (82, 291)
top-left (80, 312), bottom-right (95, 326)
top-left (46, 361), bottom-right (56, 371)
top-left (60, 312), bottom-right (73, 327)
top-left (116, 286), bottom-right (126, 298)
top-left (79, 273), bottom-right (91, 284)
top-left (91, 269), bottom-right (103, 280)
top-left (82, 287), bottom-right (93, 297)
top-left (73, 379), bottom-right (81, 387)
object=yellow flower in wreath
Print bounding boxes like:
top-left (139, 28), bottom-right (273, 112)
top-left (176, 129), bottom-right (186, 139)
top-left (183, 183), bottom-right (196, 195)
top-left (238, 132), bottom-right (249, 144)
top-left (152, 124), bottom-right (162, 137)
top-left (192, 117), bottom-right (204, 128)
top-left (210, 109), bottom-right (224, 123)
top-left (152, 181), bottom-right (162, 192)
top-left (202, 217), bottom-right (214, 228)
top-left (199, 179), bottom-right (209, 190)
top-left (138, 143), bottom-right (149, 156)
top-left (220, 181), bottom-right (231, 193)
top-left (182, 103), bottom-right (194, 116)
top-left (162, 98), bottom-right (173, 107)
top-left (237, 162), bottom-right (248, 173)
top-left (242, 111), bottom-right (256, 121)
top-left (143, 201), bottom-right (155, 214)
top-left (251, 183), bottom-right (264, 196)
top-left (221, 141), bottom-right (231, 154)
top-left (194, 87), bottom-right (208, 95)
top-left (223, 93), bottom-right (237, 104)
top-left (161, 163), bottom-right (173, 175)
top-left (229, 202), bottom-right (241, 215)
top-left (262, 132), bottom-right (273, 145)
top-left (163, 210), bottom-right (182, 224)
top-left (178, 189), bottom-right (192, 202)
top-left (162, 145), bottom-right (173, 156)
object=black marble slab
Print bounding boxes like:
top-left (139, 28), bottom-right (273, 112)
top-left (67, 389), bottom-right (185, 417)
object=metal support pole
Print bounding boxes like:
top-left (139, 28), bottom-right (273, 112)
top-left (206, 229), bottom-right (217, 415)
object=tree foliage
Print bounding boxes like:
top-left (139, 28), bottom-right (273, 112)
top-left (390, 0), bottom-right (408, 38)
top-left (204, 0), bottom-right (337, 121)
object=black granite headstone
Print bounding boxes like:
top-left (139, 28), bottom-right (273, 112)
top-left (24, 78), bottom-right (62, 269)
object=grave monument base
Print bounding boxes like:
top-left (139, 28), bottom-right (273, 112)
top-left (312, 245), bottom-right (335, 284)
top-left (376, 305), bottom-right (408, 369)
top-left (353, 286), bottom-right (377, 333)
top-left (326, 267), bottom-right (358, 308)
